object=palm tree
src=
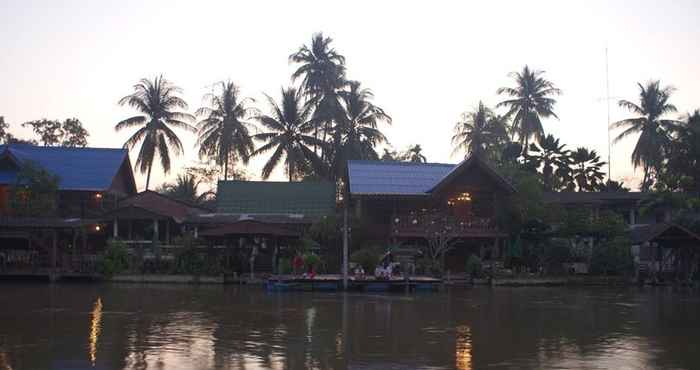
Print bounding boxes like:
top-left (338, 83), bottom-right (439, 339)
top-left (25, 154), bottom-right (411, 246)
top-left (611, 81), bottom-right (682, 191)
top-left (497, 65), bottom-right (561, 147)
top-left (289, 33), bottom-right (347, 160)
top-left (525, 134), bottom-right (572, 191)
top-left (253, 87), bottom-right (324, 181)
top-left (452, 101), bottom-right (508, 159)
top-left (157, 173), bottom-right (206, 205)
top-left (665, 110), bottom-right (700, 194)
top-left (334, 81), bottom-right (391, 176)
top-left (195, 81), bottom-right (255, 181)
top-left (116, 75), bottom-right (195, 190)
top-left (401, 145), bottom-right (427, 163)
top-left (570, 147), bottom-right (606, 191)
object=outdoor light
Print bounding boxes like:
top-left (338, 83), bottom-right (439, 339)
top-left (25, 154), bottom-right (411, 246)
top-left (95, 225), bottom-right (101, 231)
top-left (95, 193), bottom-right (103, 199)
top-left (412, 219), bottom-right (418, 225)
top-left (394, 217), bottom-right (400, 224)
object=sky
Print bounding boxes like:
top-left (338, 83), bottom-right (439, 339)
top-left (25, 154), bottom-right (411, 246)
top-left (1, 0), bottom-right (699, 191)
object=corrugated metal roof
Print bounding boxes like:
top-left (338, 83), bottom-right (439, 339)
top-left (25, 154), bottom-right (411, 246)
top-left (216, 180), bottom-right (335, 218)
top-left (347, 160), bottom-right (455, 195)
top-left (0, 144), bottom-right (131, 191)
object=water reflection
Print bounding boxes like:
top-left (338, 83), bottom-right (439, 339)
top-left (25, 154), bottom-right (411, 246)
top-left (455, 325), bottom-right (472, 370)
top-left (0, 285), bottom-right (698, 369)
top-left (89, 297), bottom-right (102, 366)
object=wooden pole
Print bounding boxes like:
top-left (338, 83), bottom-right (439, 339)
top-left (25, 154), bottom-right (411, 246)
top-left (343, 195), bottom-right (349, 290)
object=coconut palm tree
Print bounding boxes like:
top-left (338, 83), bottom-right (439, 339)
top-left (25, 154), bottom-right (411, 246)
top-left (253, 87), bottom-right (324, 181)
top-left (525, 134), bottom-right (572, 191)
top-left (289, 33), bottom-right (347, 159)
top-left (611, 81), bottom-right (682, 191)
top-left (333, 81), bottom-right (391, 177)
top-left (452, 101), bottom-right (508, 159)
top-left (497, 66), bottom-right (561, 147)
top-left (401, 144), bottom-right (427, 163)
top-left (195, 81), bottom-right (255, 181)
top-left (116, 75), bottom-right (195, 190)
top-left (570, 147), bottom-right (606, 191)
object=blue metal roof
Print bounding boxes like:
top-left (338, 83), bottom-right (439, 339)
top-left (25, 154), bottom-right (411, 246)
top-left (347, 160), bottom-right (455, 195)
top-left (0, 144), bottom-right (130, 191)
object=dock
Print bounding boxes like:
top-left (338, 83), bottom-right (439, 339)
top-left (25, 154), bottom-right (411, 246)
top-left (266, 274), bottom-right (442, 292)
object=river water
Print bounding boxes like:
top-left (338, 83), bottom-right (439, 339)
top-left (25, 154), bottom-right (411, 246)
top-left (0, 283), bottom-right (698, 370)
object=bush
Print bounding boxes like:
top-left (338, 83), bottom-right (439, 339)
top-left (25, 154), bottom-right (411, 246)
top-left (590, 236), bottom-right (634, 275)
top-left (415, 258), bottom-right (443, 277)
top-left (278, 257), bottom-right (292, 274)
top-left (465, 254), bottom-right (483, 278)
top-left (350, 247), bottom-right (381, 274)
top-left (175, 247), bottom-right (207, 275)
top-left (98, 240), bottom-right (129, 277)
top-left (303, 253), bottom-right (322, 271)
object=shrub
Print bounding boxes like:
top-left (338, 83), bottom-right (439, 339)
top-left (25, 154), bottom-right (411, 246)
top-left (590, 236), bottom-right (634, 275)
top-left (98, 240), bottom-right (129, 277)
top-left (303, 253), bottom-right (322, 271)
top-left (278, 257), bottom-right (292, 274)
top-left (175, 247), bottom-right (207, 275)
top-left (350, 247), bottom-right (381, 274)
top-left (465, 254), bottom-right (483, 278)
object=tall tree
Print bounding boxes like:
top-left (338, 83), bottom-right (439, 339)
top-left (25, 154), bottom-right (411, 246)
top-left (611, 81), bottom-right (681, 191)
top-left (289, 33), bottom-right (347, 162)
top-left (115, 75), bottom-right (195, 190)
top-left (195, 81), bottom-right (255, 181)
top-left (333, 81), bottom-right (391, 177)
top-left (452, 101), bottom-right (508, 159)
top-left (497, 65), bottom-right (561, 147)
top-left (570, 147), bottom-right (606, 191)
top-left (253, 87), bottom-right (324, 181)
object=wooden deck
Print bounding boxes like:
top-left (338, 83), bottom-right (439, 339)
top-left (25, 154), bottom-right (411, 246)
top-left (267, 274), bottom-right (442, 292)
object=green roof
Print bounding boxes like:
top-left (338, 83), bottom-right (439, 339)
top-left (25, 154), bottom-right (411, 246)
top-left (216, 181), bottom-right (336, 218)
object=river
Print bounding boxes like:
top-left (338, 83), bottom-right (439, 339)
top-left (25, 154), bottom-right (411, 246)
top-left (0, 283), bottom-right (698, 369)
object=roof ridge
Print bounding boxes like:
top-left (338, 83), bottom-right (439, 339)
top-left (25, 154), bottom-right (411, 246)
top-left (5, 144), bottom-right (127, 151)
top-left (347, 160), bottom-right (456, 167)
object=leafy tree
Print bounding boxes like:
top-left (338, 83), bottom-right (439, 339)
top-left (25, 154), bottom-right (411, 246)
top-left (4, 134), bottom-right (38, 145)
top-left (253, 87), bottom-right (324, 181)
top-left (195, 81), bottom-right (255, 181)
top-left (0, 116), bottom-right (9, 143)
top-left (60, 118), bottom-right (89, 147)
top-left (452, 101), bottom-right (508, 159)
top-left (20, 118), bottom-right (89, 147)
top-left (570, 147), bottom-right (606, 191)
top-left (290, 32), bottom-right (347, 159)
top-left (157, 173), bottom-right (207, 205)
top-left (663, 110), bottom-right (700, 194)
top-left (399, 144), bottom-right (427, 163)
top-left (611, 81), bottom-right (681, 191)
top-left (115, 75), bottom-right (195, 190)
top-left (600, 179), bottom-right (630, 192)
top-left (9, 161), bottom-right (59, 216)
top-left (21, 119), bottom-right (63, 146)
top-left (497, 65), bottom-right (561, 147)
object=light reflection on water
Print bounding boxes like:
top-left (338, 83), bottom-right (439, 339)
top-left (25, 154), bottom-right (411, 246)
top-left (0, 285), bottom-right (698, 369)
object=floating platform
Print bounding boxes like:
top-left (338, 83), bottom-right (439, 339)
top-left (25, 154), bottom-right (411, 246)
top-left (266, 274), bottom-right (442, 292)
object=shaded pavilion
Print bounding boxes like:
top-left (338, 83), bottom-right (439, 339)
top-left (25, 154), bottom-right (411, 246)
top-left (631, 222), bottom-right (700, 279)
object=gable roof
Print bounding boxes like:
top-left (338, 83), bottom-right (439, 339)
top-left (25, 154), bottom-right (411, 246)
top-left (105, 190), bottom-right (208, 223)
top-left (630, 222), bottom-right (700, 245)
top-left (347, 160), bottom-right (455, 195)
top-left (347, 156), bottom-right (515, 196)
top-left (0, 144), bottom-right (136, 193)
top-left (216, 180), bottom-right (336, 218)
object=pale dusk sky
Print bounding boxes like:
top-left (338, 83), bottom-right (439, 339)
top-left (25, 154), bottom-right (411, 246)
top-left (1, 0), bottom-right (699, 190)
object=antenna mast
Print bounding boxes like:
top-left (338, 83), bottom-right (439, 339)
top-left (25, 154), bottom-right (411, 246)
top-left (605, 47), bottom-right (612, 182)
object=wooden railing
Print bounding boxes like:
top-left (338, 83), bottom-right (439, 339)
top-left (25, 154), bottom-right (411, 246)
top-left (389, 213), bottom-right (498, 237)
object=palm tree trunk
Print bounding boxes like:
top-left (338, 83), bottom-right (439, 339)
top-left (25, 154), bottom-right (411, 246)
top-left (145, 162), bottom-right (153, 191)
top-left (642, 164), bottom-right (650, 192)
top-left (224, 155), bottom-right (229, 181)
top-left (289, 161), bottom-right (293, 182)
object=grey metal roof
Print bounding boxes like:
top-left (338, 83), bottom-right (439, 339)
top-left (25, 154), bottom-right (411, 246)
top-left (347, 160), bottom-right (455, 195)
